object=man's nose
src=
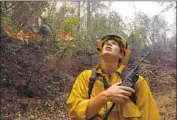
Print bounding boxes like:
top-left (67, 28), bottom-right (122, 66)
top-left (106, 42), bottom-right (112, 46)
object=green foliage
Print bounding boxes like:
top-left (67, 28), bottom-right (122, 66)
top-left (134, 27), bottom-right (146, 49)
top-left (60, 17), bottom-right (80, 35)
top-left (2, 16), bottom-right (21, 36)
top-left (2, 16), bottom-right (12, 26)
top-left (80, 35), bottom-right (93, 52)
top-left (91, 14), bottom-right (109, 36)
top-left (41, 2), bottom-right (78, 39)
top-left (65, 42), bottom-right (77, 56)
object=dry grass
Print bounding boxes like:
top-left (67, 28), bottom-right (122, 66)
top-left (154, 91), bottom-right (176, 120)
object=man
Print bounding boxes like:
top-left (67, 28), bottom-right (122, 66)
top-left (67, 35), bottom-right (160, 120)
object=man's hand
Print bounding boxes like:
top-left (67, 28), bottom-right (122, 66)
top-left (104, 83), bottom-right (135, 104)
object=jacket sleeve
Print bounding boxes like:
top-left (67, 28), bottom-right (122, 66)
top-left (135, 76), bottom-right (160, 120)
top-left (66, 70), bottom-right (91, 120)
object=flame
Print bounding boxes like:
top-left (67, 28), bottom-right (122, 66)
top-left (16, 30), bottom-right (25, 40)
top-left (4, 27), bottom-right (13, 37)
top-left (3, 27), bottom-right (72, 42)
top-left (26, 33), bottom-right (42, 40)
top-left (57, 34), bottom-right (73, 41)
top-left (3, 27), bottom-right (42, 41)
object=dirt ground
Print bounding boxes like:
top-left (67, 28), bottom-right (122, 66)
top-left (153, 87), bottom-right (176, 120)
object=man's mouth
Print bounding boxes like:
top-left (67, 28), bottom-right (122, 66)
top-left (105, 47), bottom-right (112, 51)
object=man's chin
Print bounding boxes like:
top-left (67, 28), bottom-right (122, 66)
top-left (102, 53), bottom-right (117, 63)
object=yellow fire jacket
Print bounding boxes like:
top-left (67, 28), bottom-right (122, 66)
top-left (67, 65), bottom-right (160, 120)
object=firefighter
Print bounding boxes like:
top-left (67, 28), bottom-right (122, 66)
top-left (67, 35), bottom-right (160, 120)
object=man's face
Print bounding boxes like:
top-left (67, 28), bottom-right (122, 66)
top-left (101, 40), bottom-right (123, 62)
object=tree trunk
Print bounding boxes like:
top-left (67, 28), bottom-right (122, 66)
top-left (87, 1), bottom-right (91, 34)
top-left (77, 1), bottom-right (80, 39)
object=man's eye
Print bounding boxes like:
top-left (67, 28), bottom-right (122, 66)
top-left (112, 42), bottom-right (117, 45)
top-left (105, 42), bottom-right (108, 44)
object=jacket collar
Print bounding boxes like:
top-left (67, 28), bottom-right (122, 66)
top-left (95, 64), bottom-right (125, 75)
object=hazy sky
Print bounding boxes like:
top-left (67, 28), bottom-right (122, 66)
top-left (103, 1), bottom-right (175, 25)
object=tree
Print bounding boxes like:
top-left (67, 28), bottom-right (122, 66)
top-left (11, 2), bottom-right (48, 30)
top-left (158, 1), bottom-right (176, 13)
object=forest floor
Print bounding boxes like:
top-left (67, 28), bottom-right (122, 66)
top-left (152, 77), bottom-right (176, 120)
top-left (1, 64), bottom-right (176, 120)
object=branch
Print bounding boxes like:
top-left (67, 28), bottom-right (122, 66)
top-left (20, 11), bottom-right (34, 28)
top-left (49, 42), bottom-right (71, 73)
top-left (5, 1), bottom-right (18, 10)
top-left (35, 58), bottom-right (48, 74)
